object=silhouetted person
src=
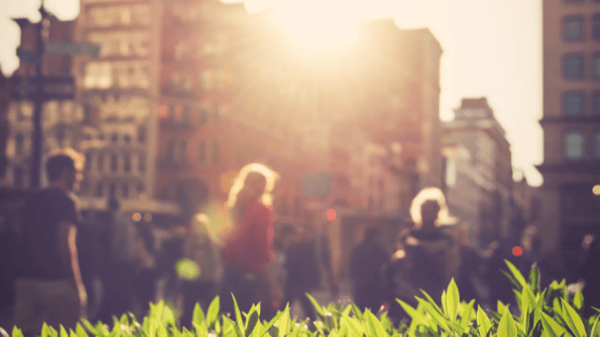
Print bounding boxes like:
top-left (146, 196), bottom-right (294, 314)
top-left (350, 228), bottom-right (389, 312)
top-left (15, 150), bottom-right (87, 334)
top-left (455, 225), bottom-right (482, 304)
top-left (281, 226), bottom-right (319, 320)
top-left (181, 215), bottom-right (219, 329)
top-left (132, 222), bottom-right (157, 317)
top-left (0, 157), bottom-right (26, 328)
top-left (483, 240), bottom-right (515, 307)
top-left (97, 197), bottom-right (136, 322)
top-left (580, 237), bottom-right (600, 318)
top-left (220, 164), bottom-right (283, 319)
top-left (402, 188), bottom-right (460, 306)
top-left (385, 228), bottom-right (419, 324)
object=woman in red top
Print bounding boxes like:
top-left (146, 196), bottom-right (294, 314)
top-left (219, 163), bottom-right (283, 317)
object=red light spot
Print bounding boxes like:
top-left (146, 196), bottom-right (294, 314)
top-left (326, 209), bottom-right (336, 221)
top-left (512, 246), bottom-right (523, 256)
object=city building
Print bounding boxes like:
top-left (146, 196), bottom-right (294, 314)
top-left (0, 67), bottom-right (9, 170)
top-left (356, 19), bottom-right (444, 207)
top-left (5, 16), bottom-right (82, 188)
top-left (442, 97), bottom-right (513, 248)
top-left (75, 0), bottom-right (160, 202)
top-left (538, 0), bottom-right (600, 263)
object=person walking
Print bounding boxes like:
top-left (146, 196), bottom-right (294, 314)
top-left (14, 150), bottom-right (87, 334)
top-left (401, 188), bottom-right (460, 306)
top-left (219, 163), bottom-right (283, 318)
top-left (96, 197), bottom-right (137, 322)
top-left (350, 228), bottom-right (389, 313)
top-left (281, 226), bottom-right (320, 320)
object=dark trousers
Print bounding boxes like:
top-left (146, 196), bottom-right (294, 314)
top-left (353, 282), bottom-right (384, 313)
top-left (283, 283), bottom-right (315, 320)
top-left (219, 267), bottom-right (275, 319)
top-left (98, 262), bottom-right (134, 322)
top-left (181, 280), bottom-right (215, 329)
top-left (133, 268), bottom-right (157, 317)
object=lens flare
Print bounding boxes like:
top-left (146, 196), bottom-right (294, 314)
top-left (175, 258), bottom-right (201, 281)
top-left (326, 209), bottom-right (336, 221)
top-left (593, 184), bottom-right (600, 196)
top-left (132, 213), bottom-right (142, 222)
top-left (512, 246), bottom-right (523, 257)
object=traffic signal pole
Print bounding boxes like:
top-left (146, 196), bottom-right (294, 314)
top-left (30, 3), bottom-right (48, 189)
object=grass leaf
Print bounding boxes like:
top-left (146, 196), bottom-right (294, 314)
top-left (206, 295), bottom-right (220, 328)
top-left (562, 299), bottom-right (586, 337)
top-left (192, 302), bottom-right (205, 327)
top-left (446, 278), bottom-right (460, 321)
top-left (498, 307), bottom-right (518, 337)
top-left (477, 306), bottom-right (492, 337)
top-left (460, 300), bottom-right (475, 330)
top-left (540, 311), bottom-right (569, 337)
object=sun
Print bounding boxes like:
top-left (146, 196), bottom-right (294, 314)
top-left (274, 3), bottom-right (360, 48)
top-left (241, 0), bottom-right (361, 48)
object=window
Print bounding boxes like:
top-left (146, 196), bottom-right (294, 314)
top-left (85, 152), bottom-right (92, 172)
top-left (594, 14), bottom-right (600, 40)
top-left (122, 183), bottom-right (130, 199)
top-left (137, 183), bottom-right (145, 194)
top-left (178, 140), bottom-right (187, 163)
top-left (595, 132), bottom-right (600, 157)
top-left (124, 134), bottom-right (131, 144)
top-left (109, 183), bottom-right (116, 197)
top-left (594, 53), bottom-right (600, 78)
top-left (124, 154), bottom-right (131, 173)
top-left (166, 140), bottom-right (176, 161)
top-left (593, 91), bottom-right (600, 114)
top-left (138, 154), bottom-right (146, 173)
top-left (111, 132), bottom-right (119, 143)
top-left (212, 141), bottom-right (220, 166)
top-left (97, 154), bottom-right (104, 172)
top-left (111, 154), bottom-right (118, 172)
top-left (182, 106), bottom-right (190, 123)
top-left (564, 91), bottom-right (585, 115)
top-left (15, 134), bottom-right (24, 156)
top-left (564, 16), bottom-right (584, 41)
top-left (564, 131), bottom-right (585, 159)
top-left (199, 110), bottom-right (207, 125)
top-left (199, 141), bottom-right (206, 164)
top-left (565, 54), bottom-right (584, 79)
top-left (565, 0), bottom-right (583, 3)
top-left (95, 183), bottom-right (104, 197)
top-left (138, 126), bottom-right (146, 143)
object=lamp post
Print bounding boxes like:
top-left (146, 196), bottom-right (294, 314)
top-left (30, 2), bottom-right (49, 189)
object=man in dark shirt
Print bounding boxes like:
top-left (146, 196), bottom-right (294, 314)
top-left (350, 228), bottom-right (389, 312)
top-left (14, 150), bottom-right (87, 334)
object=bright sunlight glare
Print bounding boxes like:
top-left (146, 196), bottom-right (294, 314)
top-left (243, 0), bottom-right (364, 48)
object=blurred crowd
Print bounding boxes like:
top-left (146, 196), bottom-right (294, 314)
top-left (1, 151), bottom-right (599, 335)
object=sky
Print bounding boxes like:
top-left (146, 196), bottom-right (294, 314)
top-left (0, 0), bottom-right (544, 186)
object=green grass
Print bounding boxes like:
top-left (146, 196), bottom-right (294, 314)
top-left (4, 260), bottom-right (600, 336)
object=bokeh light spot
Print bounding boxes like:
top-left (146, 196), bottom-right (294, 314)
top-left (175, 258), bottom-right (201, 281)
top-left (593, 185), bottom-right (600, 196)
top-left (512, 246), bottom-right (523, 256)
top-left (143, 213), bottom-right (153, 223)
top-left (326, 209), bottom-right (336, 221)
top-left (132, 213), bottom-right (142, 222)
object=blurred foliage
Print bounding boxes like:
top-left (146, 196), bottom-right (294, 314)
top-left (3, 260), bottom-right (600, 336)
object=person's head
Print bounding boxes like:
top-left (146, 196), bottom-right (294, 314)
top-left (409, 187), bottom-right (456, 229)
top-left (365, 227), bottom-right (379, 242)
top-left (226, 163), bottom-right (279, 209)
top-left (45, 148), bottom-right (84, 191)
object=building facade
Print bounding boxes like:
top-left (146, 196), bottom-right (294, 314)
top-left (75, 0), bottom-right (160, 202)
top-left (538, 0), bottom-right (600, 262)
top-left (5, 16), bottom-right (83, 188)
top-left (442, 97), bottom-right (513, 248)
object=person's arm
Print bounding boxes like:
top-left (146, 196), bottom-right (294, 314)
top-left (58, 222), bottom-right (87, 307)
